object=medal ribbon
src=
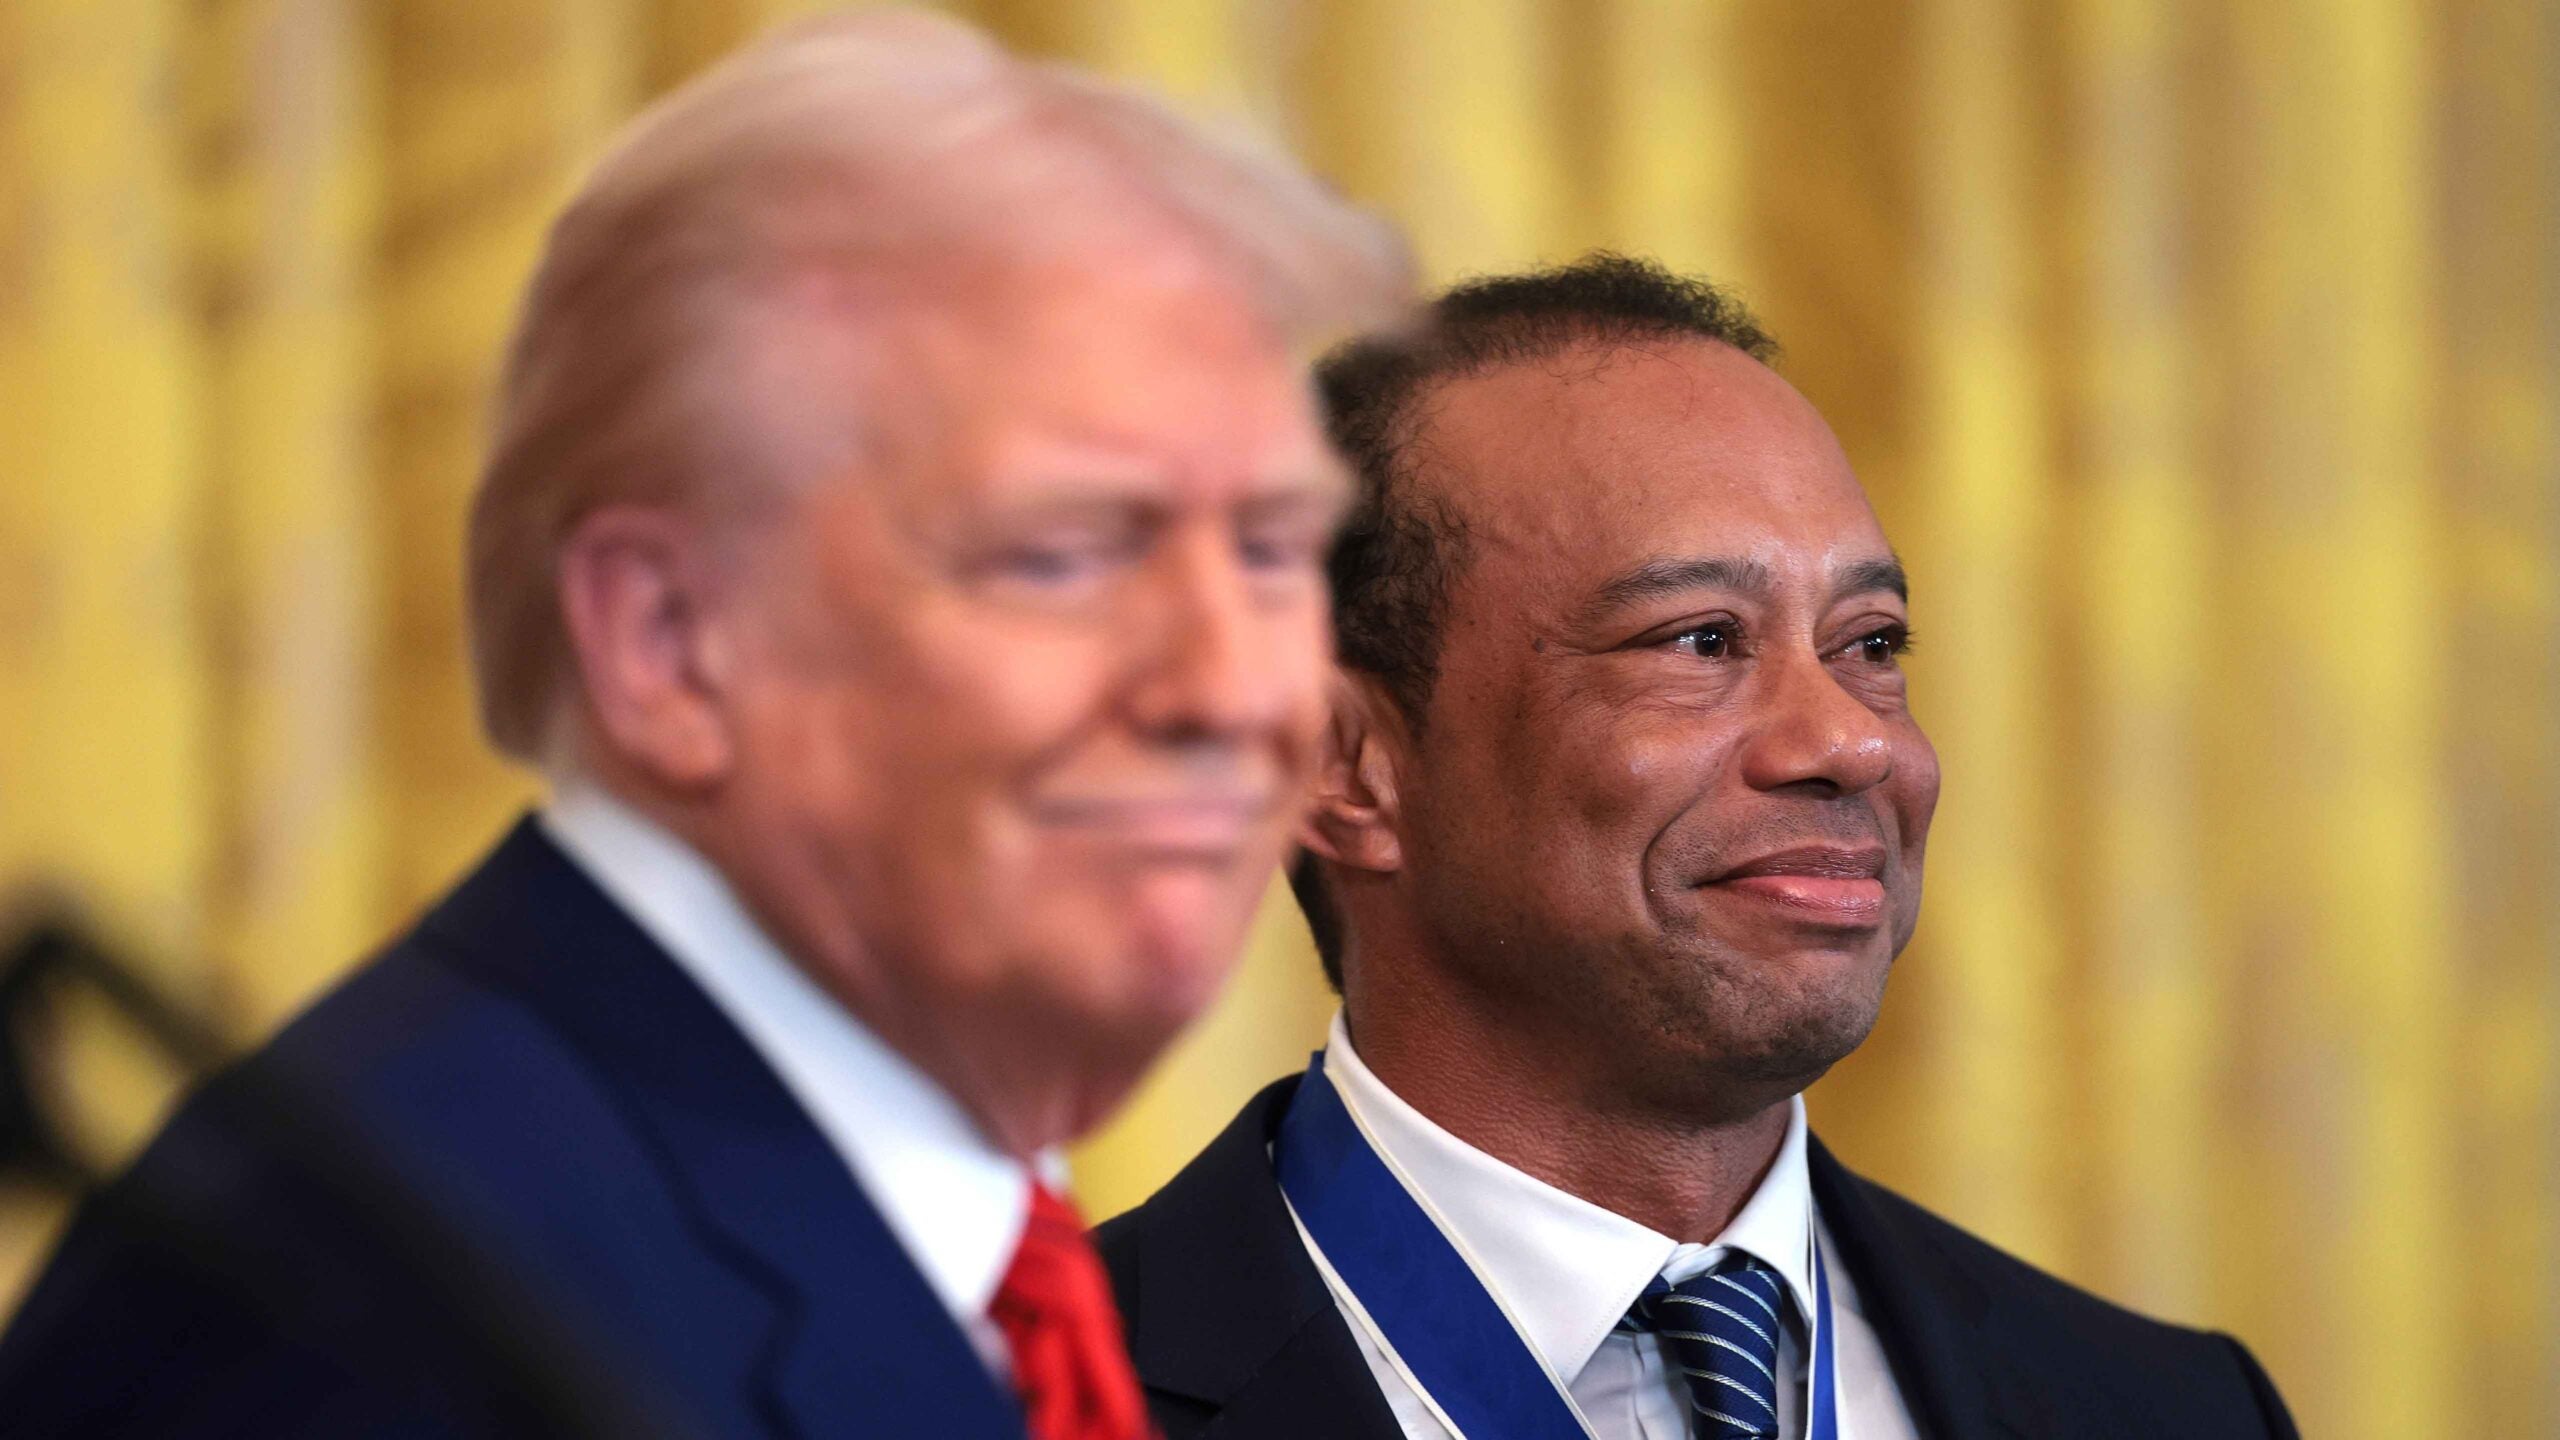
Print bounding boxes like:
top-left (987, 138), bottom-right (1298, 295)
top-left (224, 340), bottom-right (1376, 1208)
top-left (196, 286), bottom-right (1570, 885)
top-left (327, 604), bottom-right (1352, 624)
top-left (1275, 1053), bottom-right (1840, 1440)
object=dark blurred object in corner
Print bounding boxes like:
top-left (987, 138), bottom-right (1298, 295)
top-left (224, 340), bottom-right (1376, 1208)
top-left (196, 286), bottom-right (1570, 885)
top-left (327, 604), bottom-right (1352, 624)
top-left (0, 902), bottom-right (232, 1190)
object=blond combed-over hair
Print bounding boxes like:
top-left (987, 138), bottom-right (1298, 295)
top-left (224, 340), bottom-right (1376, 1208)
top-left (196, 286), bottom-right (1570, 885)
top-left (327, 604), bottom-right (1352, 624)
top-left (466, 7), bottom-right (1412, 761)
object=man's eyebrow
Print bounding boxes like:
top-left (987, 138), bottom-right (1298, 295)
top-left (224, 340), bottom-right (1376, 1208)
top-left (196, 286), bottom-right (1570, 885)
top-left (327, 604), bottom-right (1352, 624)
top-left (1834, 556), bottom-right (1910, 603)
top-left (1579, 556), bottom-right (1775, 626)
top-left (1240, 469), bottom-right (1355, 513)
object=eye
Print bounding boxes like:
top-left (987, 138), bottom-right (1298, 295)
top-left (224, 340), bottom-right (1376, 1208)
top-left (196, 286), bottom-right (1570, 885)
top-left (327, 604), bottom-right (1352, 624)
top-left (1666, 622), bottom-right (1737, 660)
top-left (1842, 624), bottom-right (1913, 664)
top-left (994, 545), bottom-right (1102, 585)
top-left (1238, 527), bottom-right (1326, 573)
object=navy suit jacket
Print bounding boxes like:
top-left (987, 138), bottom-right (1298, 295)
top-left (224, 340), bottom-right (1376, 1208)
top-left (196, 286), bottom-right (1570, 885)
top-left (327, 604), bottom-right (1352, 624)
top-left (0, 819), bottom-right (1029, 1440)
top-left (1096, 1075), bottom-right (2300, 1440)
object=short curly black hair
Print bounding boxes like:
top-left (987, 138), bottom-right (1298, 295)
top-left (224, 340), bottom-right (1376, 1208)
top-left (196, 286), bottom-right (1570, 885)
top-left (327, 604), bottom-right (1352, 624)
top-left (1294, 253), bottom-right (1779, 992)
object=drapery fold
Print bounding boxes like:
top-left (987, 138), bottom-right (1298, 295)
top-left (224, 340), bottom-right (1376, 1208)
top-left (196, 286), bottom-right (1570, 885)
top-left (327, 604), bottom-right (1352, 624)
top-left (2, 4), bottom-right (2549, 1432)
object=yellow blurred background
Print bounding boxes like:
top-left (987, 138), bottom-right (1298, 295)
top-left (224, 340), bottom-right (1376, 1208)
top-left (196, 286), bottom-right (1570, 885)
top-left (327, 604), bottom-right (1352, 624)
top-left (2, 1), bottom-right (2553, 1435)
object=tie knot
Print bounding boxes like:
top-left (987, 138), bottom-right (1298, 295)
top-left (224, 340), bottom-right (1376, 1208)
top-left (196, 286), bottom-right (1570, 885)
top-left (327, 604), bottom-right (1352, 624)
top-left (991, 1183), bottom-right (1153, 1440)
top-left (1620, 1254), bottom-right (1789, 1336)
top-left (1618, 1255), bottom-right (1788, 1439)
top-left (1024, 1183), bottom-right (1090, 1250)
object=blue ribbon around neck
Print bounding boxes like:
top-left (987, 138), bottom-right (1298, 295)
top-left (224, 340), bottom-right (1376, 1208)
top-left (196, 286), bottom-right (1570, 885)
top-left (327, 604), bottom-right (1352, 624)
top-left (1273, 1052), bottom-right (1840, 1440)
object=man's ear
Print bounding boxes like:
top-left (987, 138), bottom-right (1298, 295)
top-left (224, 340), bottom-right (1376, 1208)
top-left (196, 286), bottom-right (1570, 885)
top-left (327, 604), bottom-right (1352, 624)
top-left (554, 505), bottom-right (736, 790)
top-left (1300, 671), bottom-right (1407, 877)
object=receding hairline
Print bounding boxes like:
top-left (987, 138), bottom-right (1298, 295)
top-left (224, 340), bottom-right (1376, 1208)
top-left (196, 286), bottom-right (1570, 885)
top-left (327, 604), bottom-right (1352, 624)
top-left (1403, 325), bottom-right (1782, 438)
top-left (1397, 335), bottom-right (1896, 618)
top-left (1359, 329), bottom-right (1790, 563)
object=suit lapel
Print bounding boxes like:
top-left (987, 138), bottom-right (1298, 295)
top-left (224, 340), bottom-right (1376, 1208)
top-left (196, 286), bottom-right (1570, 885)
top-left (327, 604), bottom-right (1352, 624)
top-left (1196, 1310), bottom-right (1403, 1440)
top-left (1101, 1076), bottom-right (1402, 1440)
top-left (424, 819), bottom-right (1027, 1440)
top-left (1807, 1135), bottom-right (2042, 1440)
top-left (1112, 1076), bottom-right (2063, 1440)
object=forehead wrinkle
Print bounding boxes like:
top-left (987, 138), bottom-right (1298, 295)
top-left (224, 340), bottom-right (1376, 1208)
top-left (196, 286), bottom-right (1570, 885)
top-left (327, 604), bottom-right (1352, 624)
top-left (1576, 555), bottom-right (1775, 629)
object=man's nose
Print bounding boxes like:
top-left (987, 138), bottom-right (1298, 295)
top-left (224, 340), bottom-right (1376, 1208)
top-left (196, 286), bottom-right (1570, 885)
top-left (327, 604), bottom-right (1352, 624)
top-left (1735, 647), bottom-right (1896, 796)
top-left (1124, 529), bottom-right (1293, 740)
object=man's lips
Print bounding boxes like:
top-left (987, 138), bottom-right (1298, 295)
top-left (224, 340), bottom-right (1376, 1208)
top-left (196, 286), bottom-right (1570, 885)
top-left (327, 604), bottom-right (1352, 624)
top-left (1703, 844), bottom-right (1889, 927)
top-left (1033, 794), bottom-right (1275, 856)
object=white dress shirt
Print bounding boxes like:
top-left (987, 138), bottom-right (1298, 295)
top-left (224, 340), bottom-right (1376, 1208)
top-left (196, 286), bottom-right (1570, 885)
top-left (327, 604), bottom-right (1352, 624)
top-left (541, 783), bottom-right (1042, 1370)
top-left (1298, 1013), bottom-right (1920, 1440)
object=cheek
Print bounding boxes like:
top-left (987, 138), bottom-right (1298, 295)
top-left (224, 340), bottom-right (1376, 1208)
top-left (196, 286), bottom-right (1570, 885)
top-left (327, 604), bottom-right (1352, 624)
top-left (724, 628), bottom-right (1120, 902)
top-left (1891, 730), bottom-right (1943, 852)
top-left (1269, 609), bottom-right (1338, 775)
top-left (878, 618), bottom-right (1124, 782)
top-left (1566, 704), bottom-right (1738, 840)
top-left (1457, 700), bottom-right (1717, 886)
top-left (724, 661), bottom-right (872, 814)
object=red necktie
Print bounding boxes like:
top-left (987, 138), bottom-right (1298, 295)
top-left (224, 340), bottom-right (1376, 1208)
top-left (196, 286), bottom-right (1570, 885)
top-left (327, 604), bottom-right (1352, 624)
top-left (989, 1183), bottom-right (1153, 1440)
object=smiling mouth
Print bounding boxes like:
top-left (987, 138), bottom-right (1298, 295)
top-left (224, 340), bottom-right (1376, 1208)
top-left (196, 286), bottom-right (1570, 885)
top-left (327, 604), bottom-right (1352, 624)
top-left (1703, 845), bottom-right (1889, 928)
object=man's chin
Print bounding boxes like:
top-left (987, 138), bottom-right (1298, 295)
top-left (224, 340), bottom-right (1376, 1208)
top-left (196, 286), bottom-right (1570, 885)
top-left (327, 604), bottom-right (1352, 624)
top-left (1720, 996), bottom-right (1881, 1089)
top-left (1124, 866), bottom-right (1261, 978)
top-left (1027, 920), bottom-right (1242, 1056)
top-left (1629, 944), bottom-right (1892, 1105)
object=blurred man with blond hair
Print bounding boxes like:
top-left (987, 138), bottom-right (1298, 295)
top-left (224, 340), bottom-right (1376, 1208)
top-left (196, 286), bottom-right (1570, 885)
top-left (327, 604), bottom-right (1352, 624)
top-left (0, 10), bottom-right (1407, 1437)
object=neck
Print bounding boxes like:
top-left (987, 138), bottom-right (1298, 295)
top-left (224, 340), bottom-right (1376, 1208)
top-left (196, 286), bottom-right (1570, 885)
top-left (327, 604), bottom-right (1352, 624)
top-left (883, 1000), bottom-right (1152, 1160)
top-left (571, 767), bottom-right (1142, 1161)
top-left (1344, 971), bottom-right (1794, 1244)
top-left (727, 881), bottom-right (1155, 1162)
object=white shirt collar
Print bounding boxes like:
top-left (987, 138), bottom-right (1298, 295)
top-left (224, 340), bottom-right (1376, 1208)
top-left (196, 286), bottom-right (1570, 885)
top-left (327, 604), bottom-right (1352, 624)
top-left (539, 782), bottom-right (1037, 1333)
top-left (1322, 1010), bottom-right (1817, 1386)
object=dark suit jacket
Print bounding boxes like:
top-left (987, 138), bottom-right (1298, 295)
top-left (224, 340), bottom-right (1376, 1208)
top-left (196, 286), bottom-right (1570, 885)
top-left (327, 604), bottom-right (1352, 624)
top-left (0, 818), bottom-right (1029, 1440)
top-left (1096, 1075), bottom-right (2298, 1440)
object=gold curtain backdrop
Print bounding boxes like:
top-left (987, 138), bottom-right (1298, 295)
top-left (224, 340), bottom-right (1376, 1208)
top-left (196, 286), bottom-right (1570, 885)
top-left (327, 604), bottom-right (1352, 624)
top-left (2, 2), bottom-right (2553, 1434)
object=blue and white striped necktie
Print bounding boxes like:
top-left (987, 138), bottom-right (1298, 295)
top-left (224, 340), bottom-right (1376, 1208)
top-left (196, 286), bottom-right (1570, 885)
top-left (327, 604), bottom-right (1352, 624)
top-left (1615, 1254), bottom-right (1790, 1439)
